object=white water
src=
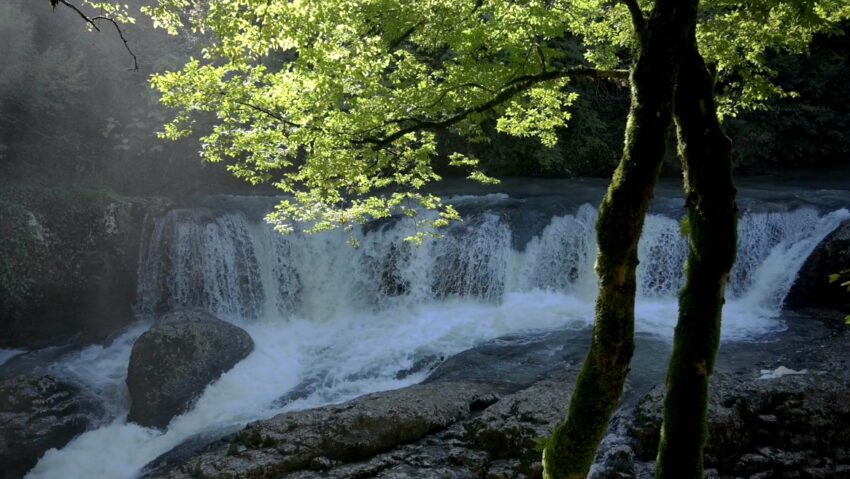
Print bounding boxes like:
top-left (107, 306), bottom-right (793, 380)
top-left (27, 197), bottom-right (850, 479)
top-left (0, 349), bottom-right (25, 367)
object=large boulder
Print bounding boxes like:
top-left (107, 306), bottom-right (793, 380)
top-left (127, 309), bottom-right (254, 429)
top-left (786, 219), bottom-right (850, 313)
top-left (0, 375), bottom-right (103, 479)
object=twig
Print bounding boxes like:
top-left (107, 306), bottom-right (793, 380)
top-left (234, 99), bottom-right (302, 128)
top-left (358, 66), bottom-right (629, 147)
top-left (55, 0), bottom-right (138, 71)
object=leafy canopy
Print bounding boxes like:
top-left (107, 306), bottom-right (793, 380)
top-left (145, 0), bottom-right (849, 239)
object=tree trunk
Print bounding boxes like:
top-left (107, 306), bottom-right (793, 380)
top-left (655, 32), bottom-right (738, 478)
top-left (542, 1), bottom-right (698, 477)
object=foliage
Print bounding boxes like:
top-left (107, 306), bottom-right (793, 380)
top-left (700, 0), bottom-right (850, 117)
top-left (470, 83), bottom-right (626, 177)
top-left (0, 198), bottom-right (43, 315)
top-left (726, 22), bottom-right (850, 171)
top-left (145, 0), bottom-right (638, 239)
top-left (143, 0), bottom-right (849, 239)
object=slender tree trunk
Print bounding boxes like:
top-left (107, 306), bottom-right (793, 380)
top-left (655, 32), bottom-right (738, 478)
top-left (542, 1), bottom-right (698, 477)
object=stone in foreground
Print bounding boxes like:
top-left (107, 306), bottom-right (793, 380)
top-left (127, 308), bottom-right (254, 429)
top-left (0, 375), bottom-right (102, 479)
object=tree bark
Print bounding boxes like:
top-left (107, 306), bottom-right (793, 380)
top-left (655, 31), bottom-right (738, 478)
top-left (542, 1), bottom-right (699, 477)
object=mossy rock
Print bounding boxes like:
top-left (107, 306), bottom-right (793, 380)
top-left (0, 186), bottom-right (170, 348)
top-left (126, 309), bottom-right (254, 429)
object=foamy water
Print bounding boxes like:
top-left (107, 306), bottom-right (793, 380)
top-left (0, 349), bottom-right (25, 367)
top-left (25, 199), bottom-right (850, 478)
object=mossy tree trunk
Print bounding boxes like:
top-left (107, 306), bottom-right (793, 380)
top-left (655, 29), bottom-right (738, 478)
top-left (542, 1), bottom-right (699, 477)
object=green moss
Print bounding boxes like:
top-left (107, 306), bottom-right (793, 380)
top-left (0, 197), bottom-right (43, 313)
top-left (655, 43), bottom-right (737, 479)
top-left (226, 443), bottom-right (240, 456)
top-left (46, 184), bottom-right (123, 203)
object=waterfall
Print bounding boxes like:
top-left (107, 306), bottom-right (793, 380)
top-left (134, 199), bottom-right (849, 326)
top-left (27, 192), bottom-right (849, 479)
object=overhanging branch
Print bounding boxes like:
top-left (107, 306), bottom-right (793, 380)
top-left (358, 66), bottom-right (629, 148)
top-left (54, 0), bottom-right (138, 71)
top-left (234, 99), bottom-right (302, 128)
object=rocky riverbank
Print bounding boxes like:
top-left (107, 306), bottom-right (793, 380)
top-left (0, 375), bottom-right (104, 479)
top-left (139, 312), bottom-right (849, 479)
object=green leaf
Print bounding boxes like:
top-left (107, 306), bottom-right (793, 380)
top-left (142, 0), bottom-right (850, 234)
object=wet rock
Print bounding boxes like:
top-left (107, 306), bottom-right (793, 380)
top-left (467, 368), bottom-right (579, 462)
top-left (589, 444), bottom-right (635, 479)
top-left (486, 459), bottom-right (524, 479)
top-left (0, 375), bottom-right (102, 479)
top-left (147, 381), bottom-right (499, 478)
top-left (786, 219), bottom-right (850, 314)
top-left (279, 427), bottom-right (491, 479)
top-left (426, 329), bottom-right (588, 393)
top-left (145, 362), bottom-right (582, 479)
top-left (127, 309), bottom-right (253, 429)
top-left (394, 353), bottom-right (444, 380)
top-left (144, 332), bottom-right (585, 478)
top-left (608, 368), bottom-right (850, 479)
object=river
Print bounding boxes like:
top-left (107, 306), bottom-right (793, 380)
top-left (10, 177), bottom-right (848, 478)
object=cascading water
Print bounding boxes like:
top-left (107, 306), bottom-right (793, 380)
top-left (0, 349), bottom-right (24, 367)
top-left (25, 191), bottom-right (850, 479)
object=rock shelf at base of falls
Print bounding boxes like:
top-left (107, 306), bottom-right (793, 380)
top-left (0, 375), bottom-right (103, 479)
top-left (127, 308), bottom-right (254, 430)
top-left (141, 314), bottom-right (850, 479)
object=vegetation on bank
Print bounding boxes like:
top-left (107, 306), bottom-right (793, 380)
top-left (0, 186), bottom-right (145, 347)
top-left (0, 197), bottom-right (43, 316)
top-left (0, 185), bottom-right (105, 317)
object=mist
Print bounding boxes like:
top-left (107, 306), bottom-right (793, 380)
top-left (0, 0), bottom-right (247, 197)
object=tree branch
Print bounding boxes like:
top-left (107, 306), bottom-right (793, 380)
top-left (234, 99), bottom-right (302, 128)
top-left (387, 24), bottom-right (419, 51)
top-left (358, 66), bottom-right (629, 148)
top-left (91, 16), bottom-right (138, 71)
top-left (54, 0), bottom-right (138, 71)
top-left (621, 0), bottom-right (646, 32)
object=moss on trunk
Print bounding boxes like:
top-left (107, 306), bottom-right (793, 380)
top-left (542, 1), bottom-right (699, 477)
top-left (655, 32), bottom-right (738, 478)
